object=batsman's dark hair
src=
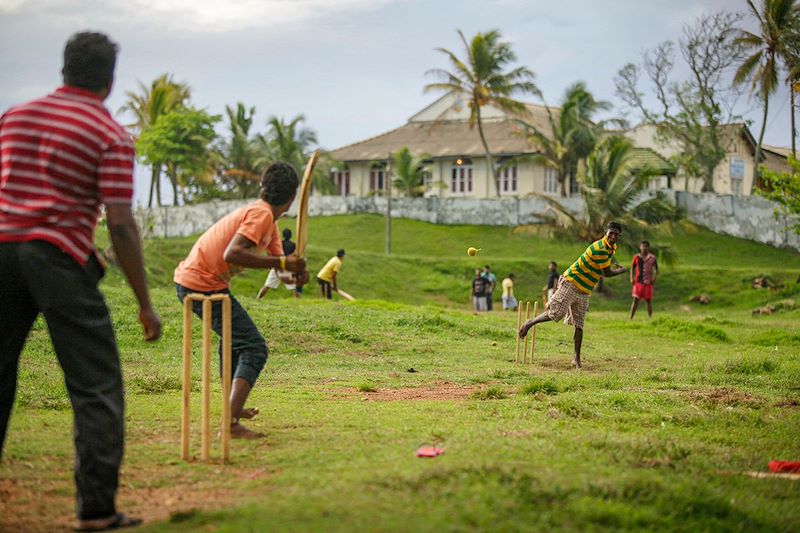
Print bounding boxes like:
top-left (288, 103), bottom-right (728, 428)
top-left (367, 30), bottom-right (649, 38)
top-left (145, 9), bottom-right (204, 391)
top-left (606, 221), bottom-right (623, 233)
top-left (62, 32), bottom-right (118, 92)
top-left (260, 162), bottom-right (299, 205)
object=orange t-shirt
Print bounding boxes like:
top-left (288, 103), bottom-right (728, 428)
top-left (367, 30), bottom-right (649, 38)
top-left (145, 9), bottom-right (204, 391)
top-left (173, 200), bottom-right (283, 291)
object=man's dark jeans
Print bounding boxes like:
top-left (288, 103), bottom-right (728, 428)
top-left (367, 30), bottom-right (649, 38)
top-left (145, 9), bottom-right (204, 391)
top-left (0, 241), bottom-right (123, 520)
top-left (175, 284), bottom-right (268, 386)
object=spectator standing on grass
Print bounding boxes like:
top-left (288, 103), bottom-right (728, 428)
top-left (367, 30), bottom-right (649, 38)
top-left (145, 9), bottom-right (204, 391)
top-left (501, 273), bottom-right (517, 311)
top-left (317, 249), bottom-right (345, 299)
top-left (629, 240), bottom-right (658, 319)
top-left (471, 268), bottom-right (488, 313)
top-left (519, 222), bottom-right (627, 369)
top-left (0, 32), bottom-right (161, 531)
top-left (174, 162), bottom-right (309, 440)
top-left (482, 265), bottom-right (497, 311)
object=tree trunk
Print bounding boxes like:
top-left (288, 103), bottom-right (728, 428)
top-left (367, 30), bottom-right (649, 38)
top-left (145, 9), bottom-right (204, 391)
top-left (155, 171), bottom-right (162, 207)
top-left (148, 165), bottom-right (159, 208)
top-left (475, 106), bottom-right (499, 197)
top-left (789, 83), bottom-right (797, 159)
top-left (754, 93), bottom-right (769, 187)
top-left (702, 164), bottom-right (715, 192)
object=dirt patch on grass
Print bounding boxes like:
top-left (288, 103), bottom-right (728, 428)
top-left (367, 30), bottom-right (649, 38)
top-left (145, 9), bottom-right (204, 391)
top-left (343, 382), bottom-right (479, 401)
top-left (687, 387), bottom-right (764, 408)
top-left (775, 398), bottom-right (799, 408)
top-left (0, 462), bottom-right (266, 532)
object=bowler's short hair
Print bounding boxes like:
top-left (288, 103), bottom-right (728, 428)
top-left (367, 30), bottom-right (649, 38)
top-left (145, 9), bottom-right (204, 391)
top-left (337, 249), bottom-right (346, 258)
top-left (260, 162), bottom-right (299, 205)
top-left (606, 221), bottom-right (623, 233)
top-left (62, 32), bottom-right (118, 92)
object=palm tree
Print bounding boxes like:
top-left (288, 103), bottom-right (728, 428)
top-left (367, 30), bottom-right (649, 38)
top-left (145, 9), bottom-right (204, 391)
top-left (534, 136), bottom-right (678, 266)
top-left (425, 29), bottom-right (539, 196)
top-left (119, 74), bottom-right (190, 207)
top-left (735, 0), bottom-right (799, 176)
top-left (219, 103), bottom-right (261, 199)
top-left (256, 115), bottom-right (336, 194)
top-left (516, 82), bottom-right (614, 197)
top-left (391, 147), bottom-right (430, 197)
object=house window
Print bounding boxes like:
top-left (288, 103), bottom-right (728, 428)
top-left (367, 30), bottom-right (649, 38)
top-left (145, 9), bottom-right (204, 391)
top-left (543, 167), bottom-right (559, 194)
top-left (569, 174), bottom-right (579, 194)
top-left (450, 158), bottom-right (473, 194)
top-left (496, 165), bottom-right (518, 193)
top-left (331, 169), bottom-right (350, 196)
top-left (369, 164), bottom-right (386, 193)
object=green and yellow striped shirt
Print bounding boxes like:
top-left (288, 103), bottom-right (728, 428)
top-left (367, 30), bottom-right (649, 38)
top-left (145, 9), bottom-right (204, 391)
top-left (563, 237), bottom-right (617, 294)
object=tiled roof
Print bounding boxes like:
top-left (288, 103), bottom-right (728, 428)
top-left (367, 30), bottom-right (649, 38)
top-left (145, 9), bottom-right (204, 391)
top-left (328, 95), bottom-right (556, 162)
top-left (628, 147), bottom-right (675, 175)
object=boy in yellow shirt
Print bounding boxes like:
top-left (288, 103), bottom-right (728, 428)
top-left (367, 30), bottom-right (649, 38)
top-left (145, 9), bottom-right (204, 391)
top-left (317, 249), bottom-right (345, 299)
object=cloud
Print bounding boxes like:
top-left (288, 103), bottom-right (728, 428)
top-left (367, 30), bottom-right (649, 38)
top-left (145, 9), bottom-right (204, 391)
top-left (2, 0), bottom-right (396, 32)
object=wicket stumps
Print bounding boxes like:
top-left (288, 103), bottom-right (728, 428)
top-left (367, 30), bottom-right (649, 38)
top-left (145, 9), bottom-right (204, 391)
top-left (515, 300), bottom-right (539, 365)
top-left (181, 293), bottom-right (232, 462)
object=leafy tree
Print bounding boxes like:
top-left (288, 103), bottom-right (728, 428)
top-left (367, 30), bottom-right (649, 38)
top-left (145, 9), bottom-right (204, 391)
top-left (256, 115), bottom-right (336, 194)
top-left (119, 74), bottom-right (190, 207)
top-left (616, 11), bottom-right (744, 192)
top-left (756, 156), bottom-right (800, 235)
top-left (136, 107), bottom-right (220, 205)
top-left (735, 0), bottom-right (799, 176)
top-left (516, 82), bottom-right (615, 197)
top-left (391, 147), bottom-right (430, 197)
top-left (425, 29), bottom-right (539, 196)
top-left (535, 136), bottom-right (679, 265)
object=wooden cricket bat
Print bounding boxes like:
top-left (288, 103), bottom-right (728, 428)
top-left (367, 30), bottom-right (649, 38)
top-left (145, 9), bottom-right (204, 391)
top-left (335, 289), bottom-right (355, 301)
top-left (295, 150), bottom-right (320, 259)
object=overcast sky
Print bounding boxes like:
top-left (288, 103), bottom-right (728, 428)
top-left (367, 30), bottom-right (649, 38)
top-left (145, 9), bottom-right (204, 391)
top-left (1, 0), bottom-right (794, 205)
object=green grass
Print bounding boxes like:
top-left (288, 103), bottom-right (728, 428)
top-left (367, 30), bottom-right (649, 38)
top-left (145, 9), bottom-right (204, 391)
top-left (3, 215), bottom-right (800, 531)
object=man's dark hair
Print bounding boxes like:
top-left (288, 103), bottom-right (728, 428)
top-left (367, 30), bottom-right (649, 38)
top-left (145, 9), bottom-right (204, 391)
top-left (336, 249), bottom-right (346, 258)
top-left (260, 162), bottom-right (299, 205)
top-left (509, 273), bottom-right (515, 278)
top-left (606, 221), bottom-right (623, 233)
top-left (640, 240), bottom-right (650, 246)
top-left (549, 261), bottom-right (557, 268)
top-left (62, 32), bottom-right (118, 92)
top-left (484, 265), bottom-right (491, 269)
top-left (282, 228), bottom-right (292, 240)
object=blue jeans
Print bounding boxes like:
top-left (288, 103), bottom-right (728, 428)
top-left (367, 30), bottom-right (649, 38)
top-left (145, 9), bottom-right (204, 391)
top-left (175, 284), bottom-right (268, 386)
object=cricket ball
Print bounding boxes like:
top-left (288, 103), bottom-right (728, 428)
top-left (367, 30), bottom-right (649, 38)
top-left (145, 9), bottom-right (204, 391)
top-left (467, 247), bottom-right (479, 256)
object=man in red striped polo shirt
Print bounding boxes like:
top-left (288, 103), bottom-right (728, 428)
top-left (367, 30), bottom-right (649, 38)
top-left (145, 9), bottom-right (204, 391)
top-left (0, 32), bottom-right (161, 531)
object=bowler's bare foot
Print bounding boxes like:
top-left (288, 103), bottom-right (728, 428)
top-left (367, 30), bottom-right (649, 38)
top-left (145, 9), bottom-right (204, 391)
top-left (239, 407), bottom-right (259, 419)
top-left (572, 356), bottom-right (582, 369)
top-left (231, 421), bottom-right (263, 439)
top-left (257, 286), bottom-right (269, 299)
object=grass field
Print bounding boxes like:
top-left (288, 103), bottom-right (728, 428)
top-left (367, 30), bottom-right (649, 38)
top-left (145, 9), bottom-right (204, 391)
top-left (2, 215), bottom-right (799, 532)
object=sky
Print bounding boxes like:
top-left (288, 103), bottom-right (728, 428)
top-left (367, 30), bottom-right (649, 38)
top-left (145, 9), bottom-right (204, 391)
top-left (1, 0), bottom-right (795, 205)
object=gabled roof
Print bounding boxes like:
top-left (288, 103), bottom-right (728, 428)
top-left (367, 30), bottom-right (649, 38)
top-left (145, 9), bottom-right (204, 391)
top-left (628, 147), bottom-right (676, 175)
top-left (328, 93), bottom-right (557, 162)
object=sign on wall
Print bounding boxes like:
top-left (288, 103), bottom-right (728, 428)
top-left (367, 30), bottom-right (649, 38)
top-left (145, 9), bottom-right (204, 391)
top-left (730, 157), bottom-right (745, 179)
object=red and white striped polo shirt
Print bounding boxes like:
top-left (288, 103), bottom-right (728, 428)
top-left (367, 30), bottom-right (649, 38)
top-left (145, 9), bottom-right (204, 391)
top-left (0, 86), bottom-right (134, 265)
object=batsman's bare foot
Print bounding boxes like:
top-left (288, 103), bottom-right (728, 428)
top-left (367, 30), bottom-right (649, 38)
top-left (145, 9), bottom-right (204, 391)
top-left (231, 421), bottom-right (263, 439)
top-left (239, 407), bottom-right (259, 419)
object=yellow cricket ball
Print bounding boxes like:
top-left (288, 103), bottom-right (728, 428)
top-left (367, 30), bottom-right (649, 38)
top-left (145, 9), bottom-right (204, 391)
top-left (467, 247), bottom-right (480, 256)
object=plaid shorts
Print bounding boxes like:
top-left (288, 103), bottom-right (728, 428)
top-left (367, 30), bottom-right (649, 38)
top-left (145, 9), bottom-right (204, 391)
top-left (546, 276), bottom-right (590, 329)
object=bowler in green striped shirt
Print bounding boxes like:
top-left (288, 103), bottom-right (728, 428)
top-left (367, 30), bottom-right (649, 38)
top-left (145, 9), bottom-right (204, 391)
top-left (519, 221), bottom-right (627, 368)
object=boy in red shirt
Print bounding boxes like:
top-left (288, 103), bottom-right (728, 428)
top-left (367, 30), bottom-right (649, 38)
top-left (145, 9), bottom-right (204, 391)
top-left (630, 240), bottom-right (658, 319)
top-left (174, 162), bottom-right (308, 438)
